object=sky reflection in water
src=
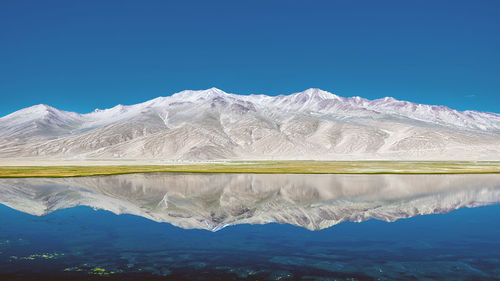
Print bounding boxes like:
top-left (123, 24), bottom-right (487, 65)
top-left (1, 173), bottom-right (500, 280)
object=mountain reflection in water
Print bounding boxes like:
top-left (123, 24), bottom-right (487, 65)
top-left (1, 173), bottom-right (499, 231)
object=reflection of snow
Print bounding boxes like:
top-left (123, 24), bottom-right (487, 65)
top-left (1, 173), bottom-right (500, 232)
top-left (156, 192), bottom-right (168, 209)
top-left (203, 220), bottom-right (230, 232)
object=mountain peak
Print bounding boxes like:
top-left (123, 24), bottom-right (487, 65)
top-left (301, 88), bottom-right (339, 98)
top-left (199, 87), bottom-right (228, 96)
top-left (28, 103), bottom-right (53, 112)
top-left (171, 88), bottom-right (229, 101)
top-left (206, 87), bottom-right (224, 93)
top-left (4, 104), bottom-right (57, 119)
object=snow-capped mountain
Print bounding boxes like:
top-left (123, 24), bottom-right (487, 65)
top-left (1, 88), bottom-right (499, 160)
top-left (1, 173), bottom-right (499, 231)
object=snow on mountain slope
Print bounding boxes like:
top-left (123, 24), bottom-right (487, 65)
top-left (0, 88), bottom-right (499, 160)
top-left (0, 104), bottom-right (84, 139)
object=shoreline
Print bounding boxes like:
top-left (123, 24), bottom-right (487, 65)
top-left (0, 160), bottom-right (499, 177)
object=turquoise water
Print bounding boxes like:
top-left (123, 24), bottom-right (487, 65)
top-left (1, 173), bottom-right (500, 280)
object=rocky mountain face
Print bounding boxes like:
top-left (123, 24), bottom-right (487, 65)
top-left (1, 88), bottom-right (500, 160)
top-left (1, 173), bottom-right (499, 231)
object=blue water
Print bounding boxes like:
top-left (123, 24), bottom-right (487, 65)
top-left (1, 203), bottom-right (500, 280)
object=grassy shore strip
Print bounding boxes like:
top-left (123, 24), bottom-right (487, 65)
top-left (0, 161), bottom-right (499, 177)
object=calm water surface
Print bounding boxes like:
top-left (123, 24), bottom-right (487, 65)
top-left (1, 173), bottom-right (500, 280)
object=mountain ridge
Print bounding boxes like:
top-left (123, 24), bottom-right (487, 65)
top-left (1, 88), bottom-right (499, 160)
top-left (4, 87), bottom-right (499, 117)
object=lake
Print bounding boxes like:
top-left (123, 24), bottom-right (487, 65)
top-left (1, 173), bottom-right (500, 280)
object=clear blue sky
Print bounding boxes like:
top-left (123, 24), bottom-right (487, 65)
top-left (1, 0), bottom-right (499, 116)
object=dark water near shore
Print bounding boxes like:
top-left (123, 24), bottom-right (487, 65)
top-left (1, 173), bottom-right (500, 280)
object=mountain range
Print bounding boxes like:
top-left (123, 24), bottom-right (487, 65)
top-left (1, 88), bottom-right (500, 160)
